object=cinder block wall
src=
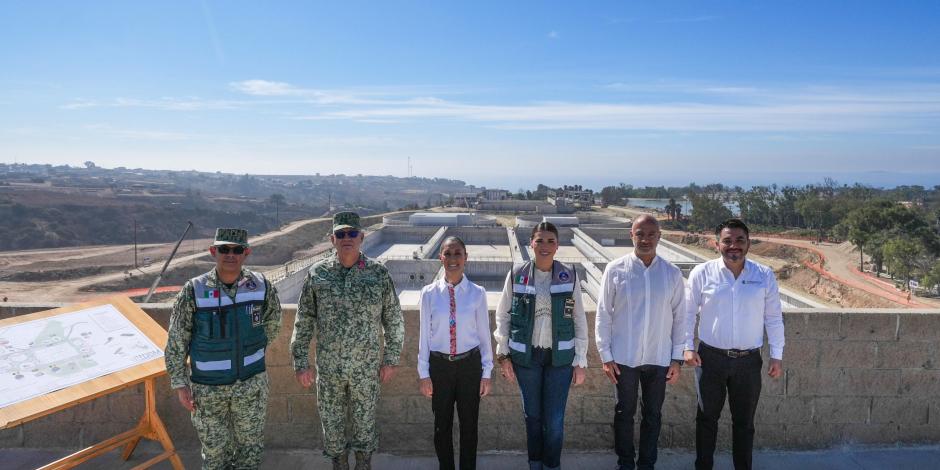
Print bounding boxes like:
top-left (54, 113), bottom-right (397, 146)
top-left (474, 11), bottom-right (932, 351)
top-left (1, 305), bottom-right (939, 452)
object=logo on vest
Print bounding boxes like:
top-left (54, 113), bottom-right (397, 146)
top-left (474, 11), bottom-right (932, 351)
top-left (244, 277), bottom-right (258, 291)
top-left (558, 271), bottom-right (570, 282)
top-left (251, 305), bottom-right (263, 327)
top-left (564, 297), bottom-right (575, 318)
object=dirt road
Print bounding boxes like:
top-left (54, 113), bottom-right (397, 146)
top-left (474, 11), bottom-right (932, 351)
top-left (0, 215), bottom-right (339, 303)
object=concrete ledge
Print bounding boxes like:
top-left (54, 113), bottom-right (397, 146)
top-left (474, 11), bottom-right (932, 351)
top-left (2, 303), bottom-right (940, 453)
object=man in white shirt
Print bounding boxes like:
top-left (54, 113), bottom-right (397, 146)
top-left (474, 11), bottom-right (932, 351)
top-left (596, 214), bottom-right (687, 470)
top-left (684, 218), bottom-right (785, 470)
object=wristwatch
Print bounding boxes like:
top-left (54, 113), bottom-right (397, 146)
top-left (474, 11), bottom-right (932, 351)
top-left (671, 359), bottom-right (684, 366)
top-left (496, 353), bottom-right (510, 363)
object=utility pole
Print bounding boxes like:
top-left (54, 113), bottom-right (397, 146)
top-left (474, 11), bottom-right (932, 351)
top-left (133, 219), bottom-right (138, 268)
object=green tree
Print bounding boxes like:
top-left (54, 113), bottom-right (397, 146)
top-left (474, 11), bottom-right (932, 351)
top-left (883, 238), bottom-right (925, 289)
top-left (840, 200), bottom-right (894, 270)
top-left (922, 261), bottom-right (940, 296)
top-left (689, 193), bottom-right (732, 231)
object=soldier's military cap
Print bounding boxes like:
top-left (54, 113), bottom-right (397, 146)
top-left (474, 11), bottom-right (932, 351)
top-left (213, 228), bottom-right (250, 247)
top-left (332, 211), bottom-right (362, 232)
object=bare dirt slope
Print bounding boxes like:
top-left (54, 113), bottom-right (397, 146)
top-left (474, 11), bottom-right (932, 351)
top-left (0, 211), bottom-right (404, 303)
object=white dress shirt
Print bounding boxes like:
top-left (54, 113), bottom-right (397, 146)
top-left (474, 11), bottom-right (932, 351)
top-left (418, 275), bottom-right (494, 379)
top-left (595, 253), bottom-right (688, 368)
top-left (685, 258), bottom-right (785, 359)
top-left (493, 269), bottom-right (589, 368)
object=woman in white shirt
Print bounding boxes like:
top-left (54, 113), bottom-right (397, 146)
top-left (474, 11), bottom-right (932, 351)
top-left (418, 236), bottom-right (493, 470)
top-left (493, 222), bottom-right (588, 470)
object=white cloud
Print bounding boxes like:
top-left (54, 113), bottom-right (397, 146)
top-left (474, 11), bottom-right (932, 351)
top-left (62, 97), bottom-right (243, 111)
top-left (291, 84), bottom-right (940, 133)
top-left (229, 80), bottom-right (302, 96)
top-left (83, 124), bottom-right (193, 141)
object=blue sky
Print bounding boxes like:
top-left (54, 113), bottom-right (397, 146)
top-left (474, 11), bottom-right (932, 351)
top-left (2, 1), bottom-right (939, 190)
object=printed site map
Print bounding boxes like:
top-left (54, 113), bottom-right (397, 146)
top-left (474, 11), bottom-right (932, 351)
top-left (0, 304), bottom-right (163, 408)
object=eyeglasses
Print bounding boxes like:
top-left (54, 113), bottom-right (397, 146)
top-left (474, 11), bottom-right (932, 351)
top-left (333, 230), bottom-right (360, 239)
top-left (216, 245), bottom-right (246, 255)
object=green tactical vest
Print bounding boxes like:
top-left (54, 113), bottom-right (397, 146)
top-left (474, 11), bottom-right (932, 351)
top-left (189, 270), bottom-right (268, 385)
top-left (508, 260), bottom-right (577, 367)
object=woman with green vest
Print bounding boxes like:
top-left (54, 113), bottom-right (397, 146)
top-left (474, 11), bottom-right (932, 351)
top-left (494, 222), bottom-right (588, 470)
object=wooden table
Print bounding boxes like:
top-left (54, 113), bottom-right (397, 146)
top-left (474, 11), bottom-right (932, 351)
top-left (0, 296), bottom-right (183, 469)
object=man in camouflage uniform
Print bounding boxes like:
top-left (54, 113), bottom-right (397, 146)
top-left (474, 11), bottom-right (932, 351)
top-left (291, 212), bottom-right (404, 470)
top-left (165, 228), bottom-right (282, 470)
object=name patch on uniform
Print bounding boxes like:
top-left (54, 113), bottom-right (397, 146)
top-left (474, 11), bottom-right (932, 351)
top-left (251, 305), bottom-right (263, 327)
top-left (558, 271), bottom-right (570, 282)
top-left (564, 297), bottom-right (575, 318)
top-left (741, 280), bottom-right (764, 286)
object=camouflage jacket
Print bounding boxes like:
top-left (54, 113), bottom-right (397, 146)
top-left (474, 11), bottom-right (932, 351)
top-left (165, 268), bottom-right (282, 389)
top-left (290, 252), bottom-right (404, 375)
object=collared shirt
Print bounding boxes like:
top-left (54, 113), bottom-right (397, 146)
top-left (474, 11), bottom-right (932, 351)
top-left (685, 258), bottom-right (785, 359)
top-left (417, 275), bottom-right (494, 379)
top-left (595, 253), bottom-right (687, 368)
top-left (493, 269), bottom-right (589, 368)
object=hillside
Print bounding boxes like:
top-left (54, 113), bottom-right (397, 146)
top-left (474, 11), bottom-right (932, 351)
top-left (0, 163), bottom-right (473, 250)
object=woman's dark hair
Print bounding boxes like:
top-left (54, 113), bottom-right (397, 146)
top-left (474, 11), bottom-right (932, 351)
top-left (715, 218), bottom-right (750, 238)
top-left (530, 221), bottom-right (559, 239)
top-left (439, 235), bottom-right (467, 253)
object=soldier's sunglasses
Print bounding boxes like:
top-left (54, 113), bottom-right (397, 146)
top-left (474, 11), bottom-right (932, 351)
top-left (216, 245), bottom-right (246, 254)
top-left (333, 230), bottom-right (360, 239)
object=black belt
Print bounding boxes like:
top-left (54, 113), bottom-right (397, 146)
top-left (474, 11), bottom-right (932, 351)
top-left (431, 346), bottom-right (479, 362)
top-left (701, 342), bottom-right (759, 359)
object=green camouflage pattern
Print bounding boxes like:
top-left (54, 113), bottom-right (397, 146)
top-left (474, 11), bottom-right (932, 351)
top-left (332, 211), bottom-right (362, 232)
top-left (214, 227), bottom-right (250, 246)
top-left (165, 268), bottom-right (282, 469)
top-left (290, 252), bottom-right (403, 457)
top-left (317, 370), bottom-right (381, 457)
top-left (191, 372), bottom-right (269, 470)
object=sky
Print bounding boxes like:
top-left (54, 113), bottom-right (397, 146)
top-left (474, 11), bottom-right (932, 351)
top-left (2, 1), bottom-right (939, 190)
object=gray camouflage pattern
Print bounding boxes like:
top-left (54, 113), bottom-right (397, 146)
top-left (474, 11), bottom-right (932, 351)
top-left (290, 252), bottom-right (403, 457)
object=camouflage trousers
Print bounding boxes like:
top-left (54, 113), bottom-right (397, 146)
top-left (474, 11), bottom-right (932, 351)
top-left (191, 372), bottom-right (269, 470)
top-left (316, 370), bottom-right (380, 458)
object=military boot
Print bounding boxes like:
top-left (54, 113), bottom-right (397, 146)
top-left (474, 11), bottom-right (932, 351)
top-left (354, 451), bottom-right (371, 470)
top-left (331, 452), bottom-right (349, 470)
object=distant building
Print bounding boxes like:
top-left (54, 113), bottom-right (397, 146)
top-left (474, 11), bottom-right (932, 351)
top-left (482, 189), bottom-right (510, 201)
top-left (453, 192), bottom-right (481, 207)
top-left (478, 200), bottom-right (558, 213)
top-left (407, 212), bottom-right (498, 226)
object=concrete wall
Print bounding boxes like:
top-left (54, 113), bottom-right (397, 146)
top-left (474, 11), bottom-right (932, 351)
top-left (377, 226), bottom-right (440, 244)
top-left (2, 304), bottom-right (940, 454)
top-left (579, 227), bottom-right (633, 246)
top-left (571, 228), bottom-right (614, 261)
top-left (478, 200), bottom-right (557, 213)
top-left (274, 264), bottom-right (309, 304)
top-left (419, 226), bottom-right (449, 259)
top-left (382, 259), bottom-right (442, 291)
top-left (445, 227), bottom-right (510, 245)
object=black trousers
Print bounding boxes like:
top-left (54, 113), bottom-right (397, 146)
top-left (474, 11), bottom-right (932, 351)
top-left (429, 349), bottom-right (483, 470)
top-left (694, 343), bottom-right (763, 470)
top-left (614, 364), bottom-right (668, 470)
